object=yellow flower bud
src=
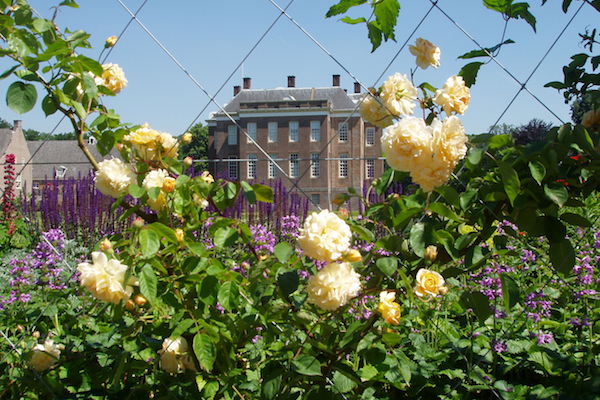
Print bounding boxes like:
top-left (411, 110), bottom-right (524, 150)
top-left (182, 132), bottom-right (193, 144)
top-left (183, 156), bottom-right (193, 167)
top-left (105, 35), bottom-right (118, 47)
top-left (162, 177), bottom-right (176, 193)
top-left (200, 171), bottom-right (214, 184)
top-left (134, 294), bottom-right (148, 307)
top-left (175, 228), bottom-right (184, 243)
top-left (99, 238), bottom-right (113, 252)
top-left (32, 331), bottom-right (40, 339)
top-left (378, 291), bottom-right (401, 325)
top-left (424, 245), bottom-right (438, 261)
top-left (125, 299), bottom-right (136, 311)
top-left (258, 254), bottom-right (268, 261)
top-left (133, 217), bottom-right (145, 228)
top-left (343, 249), bottom-right (362, 263)
top-left (438, 286), bottom-right (448, 295)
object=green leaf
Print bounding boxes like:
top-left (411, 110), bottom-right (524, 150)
top-left (292, 355), bottom-right (322, 376)
top-left (332, 370), bottom-right (357, 393)
top-left (376, 257), bottom-right (398, 276)
top-left (193, 333), bottom-right (216, 372)
top-left (148, 222), bottom-right (178, 243)
top-left (373, 0), bottom-right (399, 39)
top-left (528, 161), bottom-right (546, 185)
top-left (359, 365), bottom-right (378, 381)
top-left (217, 281), bottom-right (239, 311)
top-left (6, 81), bottom-right (37, 114)
top-left (458, 62), bottom-right (484, 87)
top-left (560, 212), bottom-right (591, 227)
top-left (32, 18), bottom-right (54, 33)
top-left (500, 275), bottom-right (519, 312)
top-left (274, 242), bottom-right (293, 263)
top-left (139, 229), bottom-right (160, 258)
top-left (498, 161), bottom-right (520, 205)
top-left (458, 39), bottom-right (515, 59)
top-left (252, 183), bottom-right (273, 202)
top-left (544, 183), bottom-right (568, 207)
top-left (213, 226), bottom-right (238, 248)
top-left (325, 0), bottom-right (367, 17)
top-left (139, 264), bottom-right (157, 304)
top-left (549, 239), bottom-right (575, 275)
top-left (467, 146), bottom-right (485, 165)
top-left (460, 291), bottom-right (491, 322)
top-left (41, 95), bottom-right (57, 116)
top-left (0, 65), bottom-right (18, 80)
top-left (428, 202), bottom-right (463, 222)
top-left (128, 184), bottom-right (145, 198)
top-left (277, 270), bottom-right (299, 297)
top-left (349, 223), bottom-right (375, 242)
top-left (340, 16), bottom-right (367, 24)
top-left (240, 181), bottom-right (256, 204)
top-left (261, 362), bottom-right (283, 400)
top-left (435, 186), bottom-right (460, 208)
top-left (171, 319), bottom-right (195, 339)
top-left (410, 222), bottom-right (428, 257)
top-left (488, 134), bottom-right (512, 149)
top-left (367, 21), bottom-right (383, 52)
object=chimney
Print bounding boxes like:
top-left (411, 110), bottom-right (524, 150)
top-left (287, 75), bottom-right (296, 88)
top-left (354, 82), bottom-right (361, 93)
top-left (243, 77), bottom-right (251, 90)
top-left (332, 74), bottom-right (340, 87)
top-left (13, 120), bottom-right (21, 131)
top-left (233, 85), bottom-right (241, 96)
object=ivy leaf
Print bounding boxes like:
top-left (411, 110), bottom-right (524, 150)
top-left (193, 333), bottom-right (216, 372)
top-left (325, 0), bottom-right (367, 17)
top-left (6, 81), bottom-right (37, 114)
top-left (292, 355), bottom-right (322, 376)
top-left (139, 264), bottom-right (157, 305)
top-left (458, 62), bottom-right (484, 87)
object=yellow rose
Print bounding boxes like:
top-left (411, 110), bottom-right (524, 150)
top-left (183, 156), bottom-right (193, 167)
top-left (433, 75), bottom-right (470, 115)
top-left (414, 268), bottom-right (447, 298)
top-left (77, 252), bottom-right (137, 304)
top-left (175, 228), bottom-right (184, 243)
top-left (95, 158), bottom-right (136, 199)
top-left (381, 116), bottom-right (431, 172)
top-left (342, 249), bottom-right (362, 263)
top-left (105, 35), bottom-right (118, 47)
top-left (181, 132), bottom-right (193, 144)
top-left (98, 63), bottom-right (127, 94)
top-left (124, 124), bottom-right (178, 161)
top-left (297, 209), bottom-right (352, 262)
top-left (99, 238), bottom-right (113, 252)
top-left (306, 262), bottom-right (362, 311)
top-left (29, 339), bottom-right (63, 372)
top-left (434, 116), bottom-right (468, 165)
top-left (424, 245), bottom-right (438, 261)
top-left (380, 73), bottom-right (418, 117)
top-left (409, 38), bottom-right (441, 69)
top-left (200, 170), bottom-right (214, 184)
top-left (142, 169), bottom-right (169, 211)
top-left (159, 337), bottom-right (197, 374)
top-left (359, 94), bottom-right (394, 128)
top-left (162, 177), bottom-right (176, 193)
top-left (377, 291), bottom-right (401, 325)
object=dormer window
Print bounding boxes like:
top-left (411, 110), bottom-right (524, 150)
top-left (56, 165), bottom-right (68, 178)
top-left (88, 136), bottom-right (97, 145)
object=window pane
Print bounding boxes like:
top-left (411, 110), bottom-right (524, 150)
top-left (339, 154), bottom-right (348, 178)
top-left (366, 158), bottom-right (375, 179)
top-left (311, 193), bottom-right (320, 207)
top-left (310, 121), bottom-right (320, 142)
top-left (366, 127), bottom-right (375, 146)
top-left (247, 154), bottom-right (257, 179)
top-left (227, 125), bottom-right (237, 145)
top-left (338, 122), bottom-right (348, 142)
top-left (268, 122), bottom-right (278, 143)
top-left (247, 122), bottom-right (257, 143)
top-left (289, 153), bottom-right (299, 178)
top-left (228, 156), bottom-right (238, 180)
top-left (289, 121), bottom-right (299, 142)
top-left (311, 153), bottom-right (320, 178)
top-left (268, 154), bottom-right (277, 179)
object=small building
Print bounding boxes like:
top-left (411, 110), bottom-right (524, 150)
top-left (0, 120), bottom-right (32, 194)
top-left (207, 75), bottom-right (385, 209)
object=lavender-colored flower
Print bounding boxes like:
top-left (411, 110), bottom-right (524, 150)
top-left (491, 340), bottom-right (507, 353)
top-left (250, 224), bottom-right (276, 254)
top-left (280, 215), bottom-right (300, 239)
top-left (521, 249), bottom-right (536, 263)
top-left (536, 330), bottom-right (553, 345)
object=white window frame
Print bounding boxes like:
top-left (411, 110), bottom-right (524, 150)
top-left (289, 121), bottom-right (299, 143)
top-left (310, 120), bottom-right (320, 142)
top-left (247, 154), bottom-right (257, 179)
top-left (228, 156), bottom-right (238, 180)
top-left (14, 175), bottom-right (22, 190)
top-left (268, 154), bottom-right (277, 179)
top-left (310, 153), bottom-right (320, 178)
top-left (227, 125), bottom-right (238, 145)
top-left (268, 122), bottom-right (278, 143)
top-left (311, 193), bottom-right (320, 206)
top-left (366, 127), bottom-right (375, 146)
top-left (289, 153), bottom-right (299, 178)
top-left (366, 158), bottom-right (375, 179)
top-left (338, 122), bottom-right (348, 142)
top-left (246, 122), bottom-right (257, 143)
top-left (338, 154), bottom-right (348, 178)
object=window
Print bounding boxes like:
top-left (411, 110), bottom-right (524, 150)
top-left (338, 122), bottom-right (348, 142)
top-left (56, 165), bottom-right (68, 178)
top-left (310, 121), bottom-right (320, 142)
top-left (227, 125), bottom-right (237, 145)
top-left (268, 154), bottom-right (277, 179)
top-left (366, 158), bottom-right (375, 179)
top-left (268, 122), bottom-right (278, 143)
top-left (246, 122), bottom-right (257, 143)
top-left (289, 121), bottom-right (299, 142)
top-left (310, 153), bottom-right (320, 178)
top-left (338, 154), bottom-right (348, 178)
top-left (311, 193), bottom-right (320, 207)
top-left (228, 156), bottom-right (238, 180)
top-left (289, 153), bottom-right (299, 178)
top-left (247, 154), bottom-right (257, 179)
top-left (14, 175), bottom-right (22, 190)
top-left (366, 127), bottom-right (375, 146)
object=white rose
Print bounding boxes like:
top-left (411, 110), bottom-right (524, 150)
top-left (77, 252), bottom-right (136, 304)
top-left (434, 116), bottom-right (468, 164)
top-left (98, 63), bottom-right (127, 94)
top-left (381, 116), bottom-right (431, 172)
top-left (159, 337), bottom-right (196, 374)
top-left (409, 38), bottom-right (441, 69)
top-left (95, 158), bottom-right (136, 198)
top-left (359, 94), bottom-right (394, 128)
top-left (380, 73), bottom-right (418, 117)
top-left (297, 209), bottom-right (352, 262)
top-left (157, 131), bottom-right (179, 159)
top-left (306, 262), bottom-right (362, 311)
top-left (29, 339), bottom-right (63, 372)
top-left (142, 169), bottom-right (169, 211)
top-left (433, 75), bottom-right (470, 115)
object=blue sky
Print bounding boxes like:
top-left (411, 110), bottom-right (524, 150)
top-left (1, 0), bottom-right (597, 136)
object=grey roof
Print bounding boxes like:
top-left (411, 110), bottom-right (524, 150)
top-left (219, 87), bottom-right (358, 114)
top-left (27, 140), bottom-right (119, 180)
top-left (0, 128), bottom-right (11, 155)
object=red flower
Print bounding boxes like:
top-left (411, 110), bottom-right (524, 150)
top-left (555, 179), bottom-right (569, 187)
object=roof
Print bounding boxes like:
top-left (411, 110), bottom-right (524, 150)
top-left (0, 128), bottom-right (12, 155)
top-left (217, 87), bottom-right (360, 115)
top-left (27, 140), bottom-right (119, 180)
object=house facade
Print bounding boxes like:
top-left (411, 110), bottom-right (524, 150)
top-left (207, 75), bottom-right (385, 209)
top-left (0, 120), bottom-right (32, 194)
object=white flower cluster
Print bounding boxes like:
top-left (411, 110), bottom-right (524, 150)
top-left (306, 262), bottom-right (362, 311)
top-left (96, 63), bottom-right (127, 94)
top-left (95, 158), bottom-right (135, 198)
top-left (77, 252), bottom-right (137, 304)
top-left (297, 209), bottom-right (352, 262)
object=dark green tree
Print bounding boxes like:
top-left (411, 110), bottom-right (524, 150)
top-left (180, 122), bottom-right (209, 171)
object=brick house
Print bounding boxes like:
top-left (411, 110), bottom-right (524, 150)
top-left (0, 120), bottom-right (32, 194)
top-left (207, 75), bottom-right (385, 209)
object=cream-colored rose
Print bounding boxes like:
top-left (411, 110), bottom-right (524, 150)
top-left (200, 170), bottom-right (214, 184)
top-left (359, 94), bottom-right (394, 128)
top-left (434, 116), bottom-right (468, 164)
top-left (342, 249), bottom-right (362, 263)
top-left (183, 156), bottom-right (193, 167)
top-left (124, 124), bottom-right (179, 161)
top-left (162, 177), bottom-right (176, 193)
top-left (409, 38), bottom-right (441, 69)
top-left (381, 116), bottom-right (431, 172)
top-left (29, 339), bottom-right (63, 372)
top-left (297, 209), bottom-right (352, 262)
top-left (380, 73), bottom-right (418, 117)
top-left (424, 245), bottom-right (438, 261)
top-left (77, 252), bottom-right (136, 304)
top-left (377, 291), bottom-right (401, 325)
top-left (182, 132), bottom-right (193, 144)
top-left (306, 262), bottom-right (362, 311)
top-left (582, 109), bottom-right (600, 131)
top-left (159, 337), bottom-right (197, 374)
top-left (409, 152), bottom-right (453, 192)
top-left (175, 228), bottom-right (184, 243)
top-left (414, 268), bottom-right (446, 297)
top-left (143, 169), bottom-right (169, 211)
top-left (97, 63), bottom-right (127, 94)
top-left (105, 35), bottom-right (118, 47)
top-left (433, 75), bottom-right (470, 115)
top-left (157, 131), bottom-right (179, 159)
top-left (95, 158), bottom-right (136, 198)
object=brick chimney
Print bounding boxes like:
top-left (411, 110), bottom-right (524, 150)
top-left (332, 74), bottom-right (340, 87)
top-left (243, 77), bottom-right (251, 90)
top-left (287, 75), bottom-right (296, 88)
top-left (233, 85), bottom-right (241, 96)
top-left (354, 82), bottom-right (361, 93)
